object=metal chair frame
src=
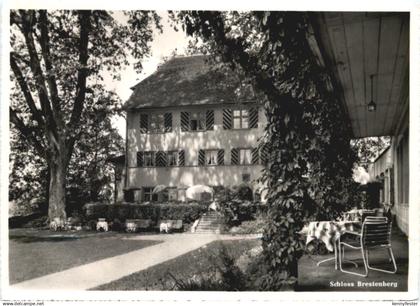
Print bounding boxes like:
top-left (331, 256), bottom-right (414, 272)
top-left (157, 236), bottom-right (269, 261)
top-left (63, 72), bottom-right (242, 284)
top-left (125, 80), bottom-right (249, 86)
top-left (338, 216), bottom-right (397, 277)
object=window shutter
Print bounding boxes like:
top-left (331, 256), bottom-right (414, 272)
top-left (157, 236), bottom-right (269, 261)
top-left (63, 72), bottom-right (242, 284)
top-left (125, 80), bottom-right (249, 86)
top-left (181, 112), bottom-right (190, 132)
top-left (260, 144), bottom-right (269, 164)
top-left (217, 149), bottom-right (224, 165)
top-left (139, 114), bottom-right (149, 133)
top-left (137, 151), bottom-right (144, 167)
top-left (206, 110), bottom-right (214, 130)
top-left (164, 113), bottom-right (172, 132)
top-left (156, 151), bottom-right (167, 167)
top-left (251, 148), bottom-right (259, 164)
top-left (249, 108), bottom-right (258, 128)
top-left (223, 109), bottom-right (232, 129)
top-left (231, 148), bottom-right (239, 165)
top-left (178, 150), bottom-right (185, 166)
top-left (198, 150), bottom-right (205, 166)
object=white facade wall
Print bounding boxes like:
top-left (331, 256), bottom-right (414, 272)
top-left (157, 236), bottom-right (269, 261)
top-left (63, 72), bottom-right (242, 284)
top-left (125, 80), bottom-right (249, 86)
top-left (125, 104), bottom-right (267, 200)
top-left (368, 100), bottom-right (409, 235)
top-left (368, 148), bottom-right (392, 180)
top-left (391, 107), bottom-right (409, 235)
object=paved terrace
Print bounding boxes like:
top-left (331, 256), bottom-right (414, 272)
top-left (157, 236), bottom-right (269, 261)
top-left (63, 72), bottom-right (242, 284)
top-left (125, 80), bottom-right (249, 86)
top-left (297, 226), bottom-right (408, 291)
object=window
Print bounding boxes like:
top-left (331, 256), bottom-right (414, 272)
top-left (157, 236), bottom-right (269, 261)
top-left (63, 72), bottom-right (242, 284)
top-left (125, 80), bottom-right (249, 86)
top-left (232, 148), bottom-right (256, 165)
top-left (143, 152), bottom-right (155, 167)
top-left (149, 114), bottom-right (165, 133)
top-left (199, 149), bottom-right (224, 166)
top-left (138, 150), bottom-right (185, 167)
top-left (140, 113), bottom-right (172, 134)
top-left (223, 107), bottom-right (257, 130)
top-left (239, 149), bottom-right (252, 165)
top-left (181, 110), bottom-right (214, 132)
top-left (233, 109), bottom-right (249, 129)
top-left (143, 187), bottom-right (158, 202)
top-left (167, 151), bottom-right (179, 166)
top-left (205, 150), bottom-right (218, 166)
top-left (190, 112), bottom-right (206, 131)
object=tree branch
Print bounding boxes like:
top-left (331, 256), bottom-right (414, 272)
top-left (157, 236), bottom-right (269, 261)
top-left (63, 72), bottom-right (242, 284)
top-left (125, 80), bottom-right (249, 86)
top-left (66, 10), bottom-right (91, 161)
top-left (10, 53), bottom-right (45, 129)
top-left (10, 108), bottom-right (46, 159)
top-left (38, 10), bottom-right (61, 116)
top-left (19, 10), bottom-right (57, 135)
top-left (10, 10), bottom-right (23, 30)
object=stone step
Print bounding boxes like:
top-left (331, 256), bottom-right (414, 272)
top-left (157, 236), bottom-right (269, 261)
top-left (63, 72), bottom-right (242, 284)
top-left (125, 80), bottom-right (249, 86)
top-left (199, 221), bottom-right (221, 224)
top-left (200, 216), bottom-right (221, 220)
top-left (202, 213), bottom-right (220, 217)
top-left (199, 220), bottom-right (219, 224)
top-left (197, 220), bottom-right (222, 224)
top-left (194, 212), bottom-right (224, 234)
top-left (201, 215), bottom-right (220, 219)
top-left (196, 226), bottom-right (221, 231)
top-left (195, 230), bottom-right (221, 234)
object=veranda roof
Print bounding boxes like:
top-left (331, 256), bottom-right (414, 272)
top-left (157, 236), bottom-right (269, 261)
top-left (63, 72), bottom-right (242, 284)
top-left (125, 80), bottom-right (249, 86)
top-left (310, 12), bottom-right (409, 138)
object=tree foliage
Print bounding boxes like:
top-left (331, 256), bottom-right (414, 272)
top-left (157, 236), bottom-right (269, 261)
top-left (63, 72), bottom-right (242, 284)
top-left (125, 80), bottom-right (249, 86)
top-left (9, 129), bottom-right (48, 216)
top-left (351, 136), bottom-right (391, 167)
top-left (173, 11), bottom-right (358, 289)
top-left (9, 87), bottom-right (124, 216)
top-left (10, 10), bottom-right (160, 221)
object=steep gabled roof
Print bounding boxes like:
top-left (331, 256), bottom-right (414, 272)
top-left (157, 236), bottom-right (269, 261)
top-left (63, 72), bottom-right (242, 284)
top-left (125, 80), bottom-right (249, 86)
top-left (124, 55), bottom-right (256, 110)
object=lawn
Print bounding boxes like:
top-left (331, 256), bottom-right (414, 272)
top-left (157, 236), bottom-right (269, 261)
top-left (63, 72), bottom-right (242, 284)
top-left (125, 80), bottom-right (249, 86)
top-left (9, 228), bottom-right (161, 284)
top-left (94, 238), bottom-right (261, 290)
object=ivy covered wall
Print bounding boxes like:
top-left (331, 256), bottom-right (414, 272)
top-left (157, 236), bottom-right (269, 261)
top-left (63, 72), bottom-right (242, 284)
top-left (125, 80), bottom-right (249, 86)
top-left (174, 11), bottom-right (359, 289)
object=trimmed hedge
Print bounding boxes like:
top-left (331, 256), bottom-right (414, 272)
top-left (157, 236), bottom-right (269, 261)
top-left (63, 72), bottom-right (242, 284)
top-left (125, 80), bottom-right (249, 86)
top-left (9, 212), bottom-right (47, 229)
top-left (83, 202), bottom-right (208, 225)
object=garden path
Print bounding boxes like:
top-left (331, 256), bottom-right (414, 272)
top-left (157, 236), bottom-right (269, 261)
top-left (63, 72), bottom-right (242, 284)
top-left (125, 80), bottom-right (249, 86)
top-left (12, 233), bottom-right (260, 290)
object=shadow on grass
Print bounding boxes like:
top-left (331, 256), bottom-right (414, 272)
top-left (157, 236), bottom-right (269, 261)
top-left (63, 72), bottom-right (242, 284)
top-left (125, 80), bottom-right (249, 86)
top-left (9, 235), bottom-right (82, 243)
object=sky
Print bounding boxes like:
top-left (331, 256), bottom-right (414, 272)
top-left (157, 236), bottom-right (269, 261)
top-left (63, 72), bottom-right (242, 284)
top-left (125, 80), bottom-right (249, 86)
top-left (106, 11), bottom-right (191, 139)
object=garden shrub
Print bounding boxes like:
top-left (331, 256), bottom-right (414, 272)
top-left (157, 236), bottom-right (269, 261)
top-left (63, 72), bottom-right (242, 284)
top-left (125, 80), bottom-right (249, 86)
top-left (219, 199), bottom-right (263, 226)
top-left (232, 185), bottom-right (254, 201)
top-left (213, 185), bottom-right (228, 202)
top-left (9, 212), bottom-right (46, 228)
top-left (228, 212), bottom-right (267, 234)
top-left (83, 202), bottom-right (208, 226)
top-left (166, 247), bottom-right (248, 291)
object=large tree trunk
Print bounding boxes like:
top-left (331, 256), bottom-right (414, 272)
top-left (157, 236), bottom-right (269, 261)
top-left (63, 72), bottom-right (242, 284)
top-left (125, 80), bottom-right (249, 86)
top-left (48, 156), bottom-right (67, 222)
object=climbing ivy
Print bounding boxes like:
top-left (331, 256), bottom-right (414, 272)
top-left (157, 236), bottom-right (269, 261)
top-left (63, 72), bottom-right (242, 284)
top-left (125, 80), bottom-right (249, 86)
top-left (174, 11), bottom-right (358, 289)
